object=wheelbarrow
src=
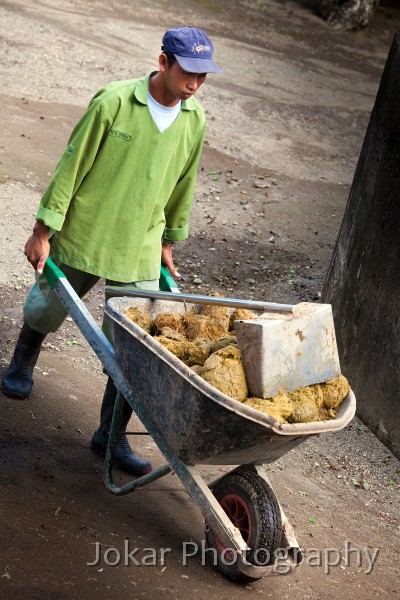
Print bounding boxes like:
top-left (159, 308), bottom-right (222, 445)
top-left (43, 258), bottom-right (356, 582)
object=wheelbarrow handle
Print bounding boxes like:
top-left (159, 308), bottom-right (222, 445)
top-left (43, 257), bottom-right (66, 288)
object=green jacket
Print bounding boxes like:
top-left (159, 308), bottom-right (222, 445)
top-left (36, 73), bottom-right (206, 282)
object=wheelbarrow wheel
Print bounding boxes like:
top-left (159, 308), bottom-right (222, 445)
top-left (205, 468), bottom-right (282, 582)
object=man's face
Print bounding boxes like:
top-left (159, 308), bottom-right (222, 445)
top-left (162, 58), bottom-right (207, 101)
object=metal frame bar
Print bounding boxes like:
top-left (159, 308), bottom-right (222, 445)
top-left (104, 287), bottom-right (294, 313)
top-left (47, 277), bottom-right (259, 567)
top-left (44, 263), bottom-right (301, 579)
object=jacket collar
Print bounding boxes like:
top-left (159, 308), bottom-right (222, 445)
top-left (134, 72), bottom-right (198, 111)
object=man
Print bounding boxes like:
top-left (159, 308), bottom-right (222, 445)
top-left (1, 26), bottom-right (222, 476)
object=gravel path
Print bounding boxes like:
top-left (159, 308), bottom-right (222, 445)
top-left (0, 0), bottom-right (399, 597)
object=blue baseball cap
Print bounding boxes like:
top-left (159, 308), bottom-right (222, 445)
top-left (162, 26), bottom-right (222, 74)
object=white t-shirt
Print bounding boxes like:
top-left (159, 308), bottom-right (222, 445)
top-left (147, 92), bottom-right (182, 132)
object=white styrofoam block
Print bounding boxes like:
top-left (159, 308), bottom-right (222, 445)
top-left (234, 302), bottom-right (341, 398)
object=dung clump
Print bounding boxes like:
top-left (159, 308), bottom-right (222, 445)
top-left (286, 376), bottom-right (349, 423)
top-left (209, 335), bottom-right (237, 353)
top-left (318, 407), bottom-right (336, 420)
top-left (158, 326), bottom-right (186, 342)
top-left (239, 375), bottom-right (349, 424)
top-left (288, 398), bottom-right (320, 423)
top-left (243, 394), bottom-right (293, 423)
top-left (201, 345), bottom-right (248, 402)
top-left (288, 384), bottom-right (324, 408)
top-left (321, 375), bottom-right (350, 410)
top-left (124, 307), bottom-right (153, 334)
top-left (190, 364), bottom-right (204, 375)
top-left (125, 305), bottom-right (350, 425)
top-left (287, 384), bottom-right (327, 423)
top-left (229, 308), bottom-right (257, 331)
top-left (185, 339), bottom-right (212, 366)
top-left (199, 302), bottom-right (230, 330)
top-left (153, 312), bottom-right (185, 335)
top-left (154, 336), bottom-right (187, 361)
top-left (182, 313), bottom-right (228, 342)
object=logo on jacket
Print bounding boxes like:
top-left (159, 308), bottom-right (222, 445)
top-left (109, 129), bottom-right (132, 142)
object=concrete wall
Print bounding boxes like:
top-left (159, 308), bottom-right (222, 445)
top-left (322, 31), bottom-right (400, 458)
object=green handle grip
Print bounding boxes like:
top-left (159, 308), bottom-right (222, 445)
top-left (43, 258), bottom-right (66, 289)
top-left (159, 265), bottom-right (179, 292)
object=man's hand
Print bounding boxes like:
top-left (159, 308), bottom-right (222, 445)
top-left (161, 242), bottom-right (181, 279)
top-left (24, 221), bottom-right (50, 274)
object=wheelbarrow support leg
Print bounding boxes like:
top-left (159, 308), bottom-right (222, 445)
top-left (103, 390), bottom-right (172, 494)
top-left (42, 259), bottom-right (300, 580)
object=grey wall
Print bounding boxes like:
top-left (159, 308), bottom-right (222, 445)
top-left (322, 31), bottom-right (400, 458)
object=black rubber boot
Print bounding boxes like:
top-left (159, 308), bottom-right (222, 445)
top-left (1, 322), bottom-right (46, 399)
top-left (91, 377), bottom-right (152, 476)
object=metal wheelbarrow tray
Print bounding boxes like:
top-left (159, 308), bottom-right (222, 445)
top-left (107, 296), bottom-right (356, 466)
top-left (44, 259), bottom-right (356, 583)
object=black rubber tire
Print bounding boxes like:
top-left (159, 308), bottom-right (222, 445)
top-left (205, 467), bottom-right (282, 582)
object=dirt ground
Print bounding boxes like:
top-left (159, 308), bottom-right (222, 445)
top-left (0, 0), bottom-right (399, 598)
